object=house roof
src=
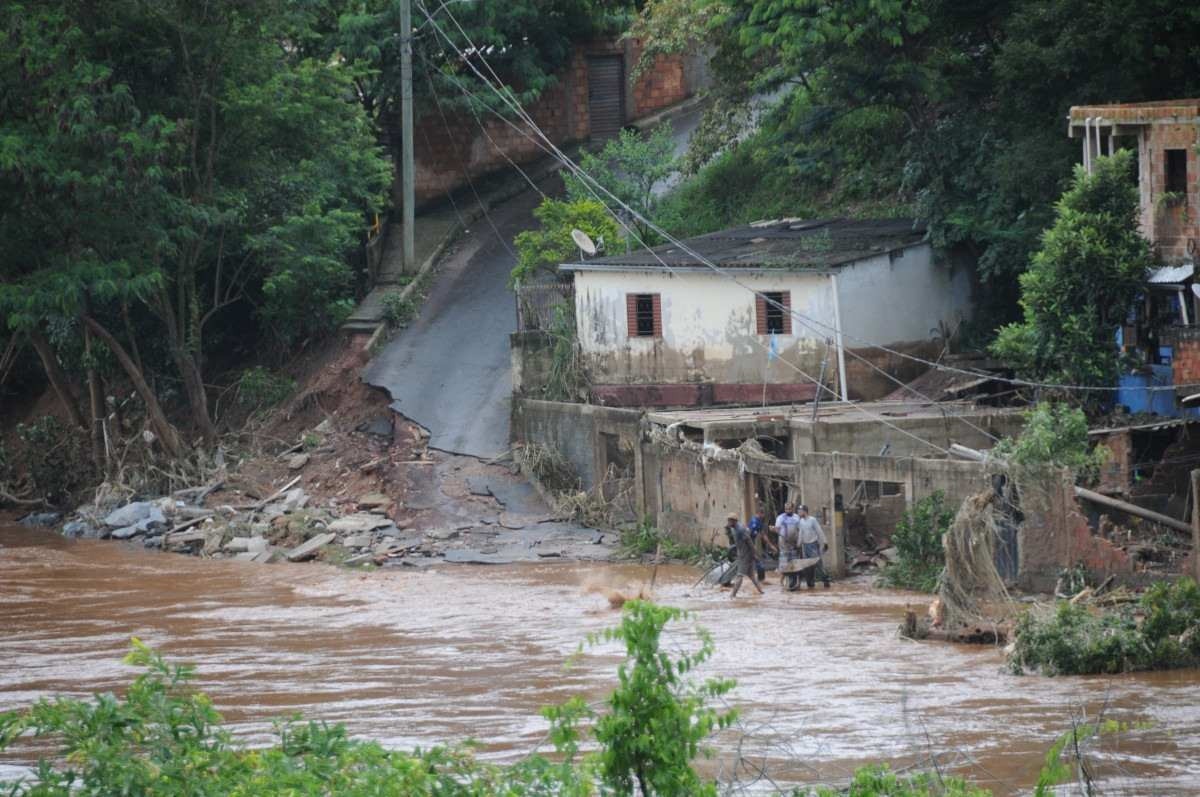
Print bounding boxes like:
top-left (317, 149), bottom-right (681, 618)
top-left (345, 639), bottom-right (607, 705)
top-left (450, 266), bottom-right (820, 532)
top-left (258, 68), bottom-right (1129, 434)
top-left (1068, 99), bottom-right (1200, 130)
top-left (1148, 263), bottom-right (1194, 285)
top-left (560, 218), bottom-right (928, 273)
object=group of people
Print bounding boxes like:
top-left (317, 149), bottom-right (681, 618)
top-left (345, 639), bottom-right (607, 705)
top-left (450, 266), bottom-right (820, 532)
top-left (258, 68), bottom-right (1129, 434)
top-left (723, 502), bottom-right (830, 598)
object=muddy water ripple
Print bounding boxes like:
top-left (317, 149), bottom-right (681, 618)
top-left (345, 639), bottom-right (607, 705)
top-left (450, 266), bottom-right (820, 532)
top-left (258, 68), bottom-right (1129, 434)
top-left (2, 525), bottom-right (1198, 794)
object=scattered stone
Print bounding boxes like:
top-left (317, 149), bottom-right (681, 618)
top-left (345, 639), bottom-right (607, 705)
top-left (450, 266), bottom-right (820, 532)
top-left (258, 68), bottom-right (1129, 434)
top-left (341, 533), bottom-right (372, 548)
top-left (103, 502), bottom-right (159, 529)
top-left (233, 551), bottom-right (258, 561)
top-left (245, 536), bottom-right (269, 554)
top-left (374, 541), bottom-right (401, 556)
top-left (286, 532), bottom-right (335, 562)
top-left (224, 536), bottom-right (254, 553)
top-left (425, 527), bottom-right (459, 541)
top-left (61, 520), bottom-right (99, 538)
top-left (314, 418), bottom-right (334, 435)
top-left (357, 492), bottom-right (390, 509)
top-left (328, 513), bottom-right (391, 534)
top-left (358, 416), bottom-right (394, 442)
top-left (203, 530), bottom-right (224, 556)
top-left (251, 547), bottom-right (276, 563)
top-left (110, 525), bottom-right (144, 540)
top-left (280, 488), bottom-right (309, 512)
top-left (164, 529), bottom-right (208, 546)
top-left (19, 512), bottom-right (60, 527)
top-left (343, 552), bottom-right (376, 566)
top-left (878, 547), bottom-right (899, 564)
top-left (287, 453), bottom-right (310, 471)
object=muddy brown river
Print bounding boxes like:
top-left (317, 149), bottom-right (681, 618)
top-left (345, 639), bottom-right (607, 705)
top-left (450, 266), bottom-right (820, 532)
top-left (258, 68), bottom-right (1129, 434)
top-left (2, 524), bottom-right (1198, 794)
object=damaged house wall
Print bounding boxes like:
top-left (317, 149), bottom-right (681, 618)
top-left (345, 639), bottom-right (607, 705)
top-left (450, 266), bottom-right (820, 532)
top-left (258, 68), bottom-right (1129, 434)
top-left (573, 269), bottom-right (838, 387)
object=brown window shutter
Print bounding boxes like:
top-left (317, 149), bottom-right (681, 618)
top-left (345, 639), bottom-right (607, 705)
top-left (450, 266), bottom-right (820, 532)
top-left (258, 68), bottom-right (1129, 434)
top-left (756, 295), bottom-right (767, 335)
top-left (626, 293), bottom-right (638, 338)
top-left (781, 291), bottom-right (792, 335)
top-left (651, 294), bottom-right (662, 338)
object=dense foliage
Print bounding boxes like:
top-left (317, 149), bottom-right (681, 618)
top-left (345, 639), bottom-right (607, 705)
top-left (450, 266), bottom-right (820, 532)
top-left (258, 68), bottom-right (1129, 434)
top-left (992, 402), bottom-right (1108, 482)
top-left (640, 0), bottom-right (1200, 325)
top-left (512, 199), bottom-right (621, 286)
top-left (0, 0), bottom-right (390, 455)
top-left (991, 152), bottom-right (1151, 393)
top-left (878, 491), bottom-right (953, 593)
top-left (1010, 578), bottom-right (1200, 675)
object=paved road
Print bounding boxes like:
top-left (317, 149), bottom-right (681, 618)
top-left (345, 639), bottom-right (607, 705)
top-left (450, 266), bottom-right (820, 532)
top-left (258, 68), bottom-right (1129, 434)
top-left (365, 189), bottom-right (544, 458)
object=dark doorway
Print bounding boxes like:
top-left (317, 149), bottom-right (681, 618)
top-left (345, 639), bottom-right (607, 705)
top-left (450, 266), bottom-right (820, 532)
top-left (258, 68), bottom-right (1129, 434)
top-left (587, 56), bottom-right (625, 141)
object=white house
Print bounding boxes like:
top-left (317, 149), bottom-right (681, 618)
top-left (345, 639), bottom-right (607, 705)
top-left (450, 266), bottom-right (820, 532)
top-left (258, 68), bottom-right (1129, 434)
top-left (560, 218), bottom-right (973, 406)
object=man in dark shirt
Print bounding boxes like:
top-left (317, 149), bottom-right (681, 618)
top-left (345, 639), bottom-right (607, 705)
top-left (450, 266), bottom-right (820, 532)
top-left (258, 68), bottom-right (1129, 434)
top-left (747, 506), bottom-right (776, 582)
top-left (726, 513), bottom-right (763, 599)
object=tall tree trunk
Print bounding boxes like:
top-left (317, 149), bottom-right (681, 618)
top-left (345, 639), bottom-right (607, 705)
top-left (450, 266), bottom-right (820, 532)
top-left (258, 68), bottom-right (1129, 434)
top-left (27, 326), bottom-right (85, 430)
top-left (83, 325), bottom-right (107, 475)
top-left (82, 315), bottom-right (185, 460)
top-left (171, 346), bottom-right (217, 446)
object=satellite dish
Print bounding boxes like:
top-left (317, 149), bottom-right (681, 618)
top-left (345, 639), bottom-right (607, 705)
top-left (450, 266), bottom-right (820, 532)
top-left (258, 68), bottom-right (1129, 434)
top-left (571, 229), bottom-right (597, 257)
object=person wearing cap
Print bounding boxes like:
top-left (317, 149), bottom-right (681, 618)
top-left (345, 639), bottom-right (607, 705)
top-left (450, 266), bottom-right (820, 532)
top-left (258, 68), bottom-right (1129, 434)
top-left (796, 504), bottom-right (831, 588)
top-left (725, 513), bottom-right (763, 598)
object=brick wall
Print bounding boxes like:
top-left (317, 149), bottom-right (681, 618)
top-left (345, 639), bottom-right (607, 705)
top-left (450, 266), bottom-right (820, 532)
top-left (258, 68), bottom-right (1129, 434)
top-left (1139, 123), bottom-right (1200, 261)
top-left (408, 40), bottom-right (695, 205)
top-left (1169, 325), bottom-right (1200, 394)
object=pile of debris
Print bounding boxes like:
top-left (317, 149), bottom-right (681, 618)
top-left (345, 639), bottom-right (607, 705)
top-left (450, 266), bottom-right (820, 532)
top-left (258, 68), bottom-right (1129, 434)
top-left (53, 481), bottom-right (427, 567)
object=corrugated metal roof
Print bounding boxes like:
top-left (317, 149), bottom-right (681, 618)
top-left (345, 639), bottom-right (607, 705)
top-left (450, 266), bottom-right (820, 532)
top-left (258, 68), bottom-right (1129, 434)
top-left (1069, 100), bottom-right (1200, 125)
top-left (1148, 263), bottom-right (1194, 285)
top-left (561, 218), bottom-right (927, 272)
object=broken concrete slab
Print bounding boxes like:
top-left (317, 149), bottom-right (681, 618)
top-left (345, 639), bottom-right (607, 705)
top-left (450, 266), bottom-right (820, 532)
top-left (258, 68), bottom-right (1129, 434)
top-left (280, 488), bottom-right (309, 512)
top-left (442, 549), bottom-right (517, 565)
top-left (328, 513), bottom-right (392, 534)
top-left (287, 453), bottom-right (310, 471)
top-left (285, 532), bottom-right (335, 562)
top-left (465, 477), bottom-right (494, 497)
top-left (224, 536), bottom-right (253, 552)
top-left (313, 418), bottom-right (334, 435)
top-left (341, 533), bottom-right (372, 548)
top-left (110, 524), bottom-right (144, 540)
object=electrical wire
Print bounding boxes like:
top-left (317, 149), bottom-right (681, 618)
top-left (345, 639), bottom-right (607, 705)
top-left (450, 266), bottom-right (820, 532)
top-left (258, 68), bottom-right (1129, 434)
top-left (420, 2), bottom-right (1200, 396)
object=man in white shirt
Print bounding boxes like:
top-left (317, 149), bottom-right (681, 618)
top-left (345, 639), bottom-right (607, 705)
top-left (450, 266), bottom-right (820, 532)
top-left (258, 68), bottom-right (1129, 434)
top-left (773, 503), bottom-right (802, 591)
top-left (796, 504), bottom-right (831, 588)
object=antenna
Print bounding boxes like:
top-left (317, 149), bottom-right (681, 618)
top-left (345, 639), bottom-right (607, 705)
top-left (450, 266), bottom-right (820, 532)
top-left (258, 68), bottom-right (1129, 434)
top-left (571, 229), bottom-right (597, 258)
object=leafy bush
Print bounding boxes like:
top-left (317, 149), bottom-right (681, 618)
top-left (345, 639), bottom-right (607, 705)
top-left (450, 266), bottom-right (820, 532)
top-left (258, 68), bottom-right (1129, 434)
top-left (1009, 578), bottom-right (1200, 675)
top-left (619, 517), bottom-right (720, 564)
top-left (992, 402), bottom-right (1107, 483)
top-left (813, 764), bottom-right (991, 797)
top-left (381, 290), bottom-right (418, 328)
top-left (235, 367), bottom-right (296, 410)
top-left (511, 197), bottom-right (621, 286)
top-left (878, 491), bottom-right (953, 593)
top-left (14, 415), bottom-right (96, 503)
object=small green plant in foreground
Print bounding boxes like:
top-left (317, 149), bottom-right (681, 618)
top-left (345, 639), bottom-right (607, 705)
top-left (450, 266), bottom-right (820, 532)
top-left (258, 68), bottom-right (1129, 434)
top-left (1010, 578), bottom-right (1200, 675)
top-left (878, 491), bottom-right (953, 593)
top-left (381, 290), bottom-right (418, 327)
top-left (812, 764), bottom-right (990, 797)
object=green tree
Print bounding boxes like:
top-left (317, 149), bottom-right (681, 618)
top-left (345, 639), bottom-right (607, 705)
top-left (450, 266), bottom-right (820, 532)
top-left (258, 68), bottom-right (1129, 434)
top-left (566, 124), bottom-right (680, 242)
top-left (511, 197), bottom-right (621, 285)
top-left (0, 1), bottom-right (389, 451)
top-left (992, 402), bottom-right (1107, 482)
top-left (639, 0), bottom-right (1200, 323)
top-left (991, 152), bottom-right (1151, 393)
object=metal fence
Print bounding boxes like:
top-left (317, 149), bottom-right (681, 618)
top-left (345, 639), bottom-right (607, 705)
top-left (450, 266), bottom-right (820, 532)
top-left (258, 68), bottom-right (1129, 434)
top-left (515, 283), bottom-right (574, 332)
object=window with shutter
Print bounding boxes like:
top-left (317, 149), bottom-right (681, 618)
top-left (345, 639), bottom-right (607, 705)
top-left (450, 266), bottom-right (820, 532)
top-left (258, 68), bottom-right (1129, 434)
top-left (626, 293), bottom-right (661, 338)
top-left (757, 291), bottom-right (791, 335)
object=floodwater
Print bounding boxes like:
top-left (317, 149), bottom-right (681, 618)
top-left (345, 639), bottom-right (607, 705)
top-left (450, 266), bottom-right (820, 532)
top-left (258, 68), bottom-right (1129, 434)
top-left (2, 524), bottom-right (1199, 794)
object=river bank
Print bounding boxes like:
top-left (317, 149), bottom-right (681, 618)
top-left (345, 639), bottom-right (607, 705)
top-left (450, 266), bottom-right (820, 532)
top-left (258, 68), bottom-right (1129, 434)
top-left (3, 523), bottom-right (1199, 794)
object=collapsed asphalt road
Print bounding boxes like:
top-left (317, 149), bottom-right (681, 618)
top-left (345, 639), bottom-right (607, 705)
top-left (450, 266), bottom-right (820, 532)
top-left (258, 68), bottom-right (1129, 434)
top-left (366, 187), bottom-right (546, 459)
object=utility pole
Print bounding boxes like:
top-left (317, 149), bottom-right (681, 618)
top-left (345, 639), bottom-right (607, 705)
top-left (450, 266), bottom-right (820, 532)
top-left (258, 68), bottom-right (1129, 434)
top-left (399, 0), bottom-right (415, 272)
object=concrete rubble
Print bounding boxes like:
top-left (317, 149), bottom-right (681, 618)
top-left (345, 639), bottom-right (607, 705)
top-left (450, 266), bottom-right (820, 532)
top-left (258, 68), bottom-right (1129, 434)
top-left (52, 452), bottom-right (617, 569)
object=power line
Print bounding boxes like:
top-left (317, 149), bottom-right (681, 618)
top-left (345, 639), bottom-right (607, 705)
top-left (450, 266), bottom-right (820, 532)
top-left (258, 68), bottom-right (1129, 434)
top-left (421, 3), bottom-right (1200, 396)
top-left (414, 2), bottom-right (998, 454)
